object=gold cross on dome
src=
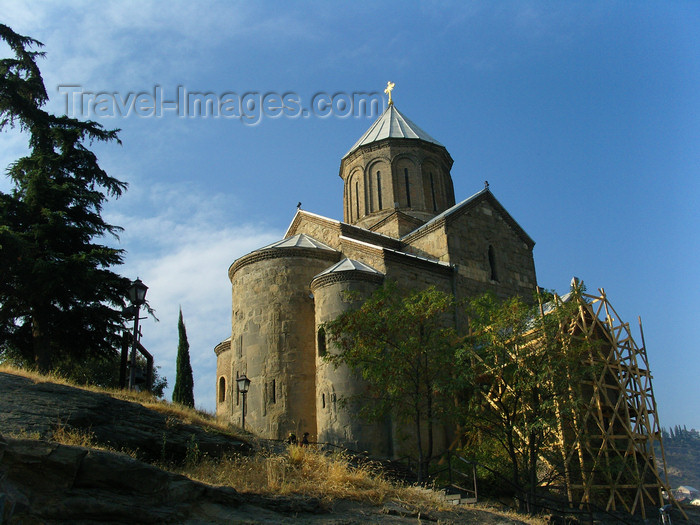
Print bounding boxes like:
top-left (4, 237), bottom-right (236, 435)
top-left (384, 81), bottom-right (395, 105)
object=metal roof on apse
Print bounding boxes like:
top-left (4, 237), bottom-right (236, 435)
top-left (344, 104), bottom-right (444, 158)
top-left (258, 233), bottom-right (335, 251)
top-left (314, 258), bottom-right (383, 278)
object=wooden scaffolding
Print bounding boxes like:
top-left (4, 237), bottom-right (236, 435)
top-left (549, 283), bottom-right (684, 520)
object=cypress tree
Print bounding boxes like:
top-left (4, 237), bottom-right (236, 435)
top-left (172, 308), bottom-right (195, 407)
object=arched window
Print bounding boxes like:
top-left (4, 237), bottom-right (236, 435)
top-left (488, 245), bottom-right (498, 282)
top-left (376, 171), bottom-right (383, 210)
top-left (235, 371), bottom-right (240, 405)
top-left (404, 168), bottom-right (411, 207)
top-left (429, 172), bottom-right (437, 211)
top-left (317, 326), bottom-right (327, 357)
top-left (218, 376), bottom-right (226, 403)
top-left (355, 181), bottom-right (360, 218)
top-left (270, 379), bottom-right (276, 404)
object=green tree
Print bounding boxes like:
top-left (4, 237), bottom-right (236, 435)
top-left (172, 308), bottom-right (195, 407)
top-left (0, 24), bottom-right (129, 372)
top-left (324, 283), bottom-right (459, 482)
top-left (458, 290), bottom-right (589, 512)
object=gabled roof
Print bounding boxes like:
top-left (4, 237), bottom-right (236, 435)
top-left (258, 233), bottom-right (335, 251)
top-left (344, 104), bottom-right (444, 158)
top-left (314, 258), bottom-right (382, 278)
top-left (401, 187), bottom-right (535, 249)
top-left (285, 209), bottom-right (404, 251)
top-left (338, 235), bottom-right (453, 273)
top-left (229, 233), bottom-right (338, 279)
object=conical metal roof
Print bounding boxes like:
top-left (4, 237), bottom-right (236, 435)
top-left (259, 233), bottom-right (335, 251)
top-left (314, 258), bottom-right (382, 278)
top-left (344, 104), bottom-right (444, 158)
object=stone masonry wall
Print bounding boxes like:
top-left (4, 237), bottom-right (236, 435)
top-left (215, 340), bottom-right (232, 418)
top-left (227, 249), bottom-right (339, 440)
top-left (340, 138), bottom-right (454, 231)
top-left (311, 274), bottom-right (392, 455)
top-left (445, 201), bottom-right (537, 302)
top-left (402, 222), bottom-right (450, 262)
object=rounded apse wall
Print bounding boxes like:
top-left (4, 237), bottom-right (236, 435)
top-left (311, 269), bottom-right (391, 456)
top-left (228, 245), bottom-right (339, 439)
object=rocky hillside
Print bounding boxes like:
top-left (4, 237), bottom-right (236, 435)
top-left (0, 370), bottom-right (250, 464)
top-left (0, 370), bottom-right (542, 524)
top-left (659, 428), bottom-right (700, 490)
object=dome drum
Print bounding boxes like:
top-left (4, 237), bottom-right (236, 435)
top-left (340, 133), bottom-right (455, 230)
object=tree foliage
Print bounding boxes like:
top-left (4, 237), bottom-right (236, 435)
top-left (57, 353), bottom-right (168, 398)
top-left (458, 290), bottom-right (591, 511)
top-left (172, 308), bottom-right (195, 407)
top-left (323, 278), bottom-right (602, 502)
top-left (324, 283), bottom-right (459, 481)
top-left (0, 24), bottom-right (129, 371)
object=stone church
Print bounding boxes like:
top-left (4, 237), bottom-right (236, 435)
top-left (215, 98), bottom-right (538, 456)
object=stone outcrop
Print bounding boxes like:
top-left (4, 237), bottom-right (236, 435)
top-left (0, 434), bottom-right (331, 524)
top-left (0, 370), bottom-right (553, 523)
top-left (0, 433), bottom-right (544, 524)
top-left (0, 372), bottom-right (248, 464)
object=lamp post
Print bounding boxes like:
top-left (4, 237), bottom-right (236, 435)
top-left (127, 278), bottom-right (148, 390)
top-left (236, 374), bottom-right (251, 430)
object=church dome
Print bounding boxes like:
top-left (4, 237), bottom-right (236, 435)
top-left (228, 233), bottom-right (338, 280)
top-left (259, 233), bottom-right (335, 251)
top-left (343, 104), bottom-right (444, 159)
top-left (314, 258), bottom-right (382, 278)
top-left (310, 258), bottom-right (384, 291)
top-left (339, 101), bottom-right (455, 236)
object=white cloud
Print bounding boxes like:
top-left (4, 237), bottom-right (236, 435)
top-left (130, 226), bottom-right (278, 412)
top-left (2, 1), bottom-right (319, 104)
top-left (108, 181), bottom-right (281, 411)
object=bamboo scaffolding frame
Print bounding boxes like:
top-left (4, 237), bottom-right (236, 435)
top-left (547, 285), bottom-right (686, 520)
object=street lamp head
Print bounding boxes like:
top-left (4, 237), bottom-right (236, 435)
top-left (236, 374), bottom-right (251, 394)
top-left (128, 278), bottom-right (148, 306)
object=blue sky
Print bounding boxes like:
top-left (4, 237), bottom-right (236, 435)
top-left (1, 2), bottom-right (698, 430)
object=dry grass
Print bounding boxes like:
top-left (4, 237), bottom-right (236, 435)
top-left (180, 444), bottom-right (446, 508)
top-left (471, 503), bottom-right (548, 525)
top-left (0, 363), bottom-right (81, 388)
top-left (51, 424), bottom-right (98, 448)
top-left (0, 364), bottom-right (546, 521)
top-left (5, 429), bottom-right (42, 440)
top-left (49, 423), bottom-right (140, 458)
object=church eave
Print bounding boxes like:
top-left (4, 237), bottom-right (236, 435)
top-left (285, 210), bottom-right (342, 239)
top-left (338, 235), bottom-right (451, 274)
top-left (382, 247), bottom-right (453, 275)
top-left (367, 210), bottom-right (426, 233)
top-left (286, 210), bottom-right (404, 251)
top-left (339, 222), bottom-right (403, 250)
top-left (339, 137), bottom-right (453, 177)
top-left (214, 338), bottom-right (231, 356)
top-left (228, 246), bottom-right (340, 281)
top-left (401, 188), bottom-right (535, 250)
top-left (310, 269), bottom-right (384, 291)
